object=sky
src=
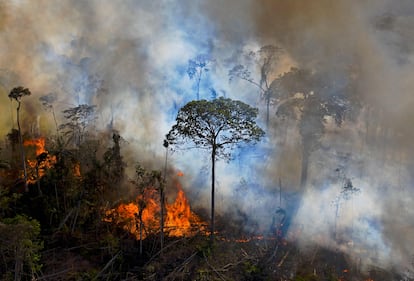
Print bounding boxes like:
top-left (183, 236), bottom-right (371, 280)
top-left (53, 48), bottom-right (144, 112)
top-left (1, 0), bottom-right (414, 276)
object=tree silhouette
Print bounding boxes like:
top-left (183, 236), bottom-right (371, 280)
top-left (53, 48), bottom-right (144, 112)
top-left (229, 45), bottom-right (282, 129)
top-left (274, 67), bottom-right (349, 188)
top-left (187, 54), bottom-right (213, 100)
top-left (8, 86), bottom-right (31, 191)
top-left (39, 93), bottom-right (59, 135)
top-left (59, 104), bottom-right (96, 147)
top-left (166, 97), bottom-right (265, 242)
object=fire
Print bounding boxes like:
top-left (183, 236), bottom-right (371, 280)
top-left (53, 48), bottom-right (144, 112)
top-left (105, 173), bottom-right (206, 239)
top-left (165, 183), bottom-right (205, 236)
top-left (73, 163), bottom-right (81, 178)
top-left (108, 193), bottom-right (160, 240)
top-left (24, 138), bottom-right (46, 155)
top-left (23, 137), bottom-right (56, 184)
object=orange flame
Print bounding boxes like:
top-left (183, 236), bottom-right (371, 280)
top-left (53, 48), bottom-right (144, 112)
top-left (105, 173), bottom-right (206, 239)
top-left (23, 137), bottom-right (56, 184)
top-left (73, 163), bottom-right (81, 178)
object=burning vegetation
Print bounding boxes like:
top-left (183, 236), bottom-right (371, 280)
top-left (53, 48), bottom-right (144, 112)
top-left (23, 137), bottom-right (56, 185)
top-left (104, 173), bottom-right (207, 240)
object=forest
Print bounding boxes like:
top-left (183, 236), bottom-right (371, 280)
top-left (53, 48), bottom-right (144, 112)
top-left (1, 1), bottom-right (414, 280)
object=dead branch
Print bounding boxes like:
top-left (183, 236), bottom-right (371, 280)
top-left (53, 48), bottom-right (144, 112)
top-left (267, 244), bottom-right (279, 263)
top-left (204, 253), bottom-right (228, 281)
top-left (144, 237), bottom-right (186, 267)
top-left (277, 249), bottom-right (290, 267)
top-left (36, 268), bottom-right (72, 280)
top-left (165, 251), bottom-right (198, 279)
top-left (93, 250), bottom-right (121, 280)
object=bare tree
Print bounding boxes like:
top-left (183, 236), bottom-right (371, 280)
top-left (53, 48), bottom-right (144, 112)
top-left (39, 93), bottom-right (59, 135)
top-left (59, 104), bottom-right (96, 147)
top-left (187, 54), bottom-right (213, 100)
top-left (229, 45), bottom-right (282, 129)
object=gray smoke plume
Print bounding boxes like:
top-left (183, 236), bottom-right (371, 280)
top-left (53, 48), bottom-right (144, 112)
top-left (0, 0), bottom-right (413, 276)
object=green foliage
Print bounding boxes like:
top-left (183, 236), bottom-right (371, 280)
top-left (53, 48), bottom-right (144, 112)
top-left (0, 187), bottom-right (21, 217)
top-left (103, 132), bottom-right (125, 187)
top-left (243, 260), bottom-right (260, 274)
top-left (294, 275), bottom-right (319, 281)
top-left (196, 240), bottom-right (212, 258)
top-left (166, 97), bottom-right (265, 160)
top-left (0, 215), bottom-right (43, 280)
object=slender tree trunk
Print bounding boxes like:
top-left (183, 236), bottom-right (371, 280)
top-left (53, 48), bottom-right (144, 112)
top-left (54, 183), bottom-right (59, 211)
top-left (300, 149), bottom-right (309, 189)
top-left (160, 188), bottom-right (165, 251)
top-left (160, 147), bottom-right (168, 251)
top-left (16, 102), bottom-right (28, 192)
top-left (266, 91), bottom-right (270, 130)
top-left (196, 70), bottom-right (202, 100)
top-left (279, 177), bottom-right (282, 208)
top-left (14, 248), bottom-right (23, 281)
top-left (139, 216), bottom-right (143, 255)
top-left (36, 165), bottom-right (42, 196)
top-left (210, 145), bottom-right (216, 244)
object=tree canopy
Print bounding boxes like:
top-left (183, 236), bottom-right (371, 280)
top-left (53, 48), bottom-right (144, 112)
top-left (166, 97), bottom-right (265, 159)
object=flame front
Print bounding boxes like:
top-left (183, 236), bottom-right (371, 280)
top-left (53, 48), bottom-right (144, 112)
top-left (105, 176), bottom-right (206, 239)
top-left (23, 137), bottom-right (56, 184)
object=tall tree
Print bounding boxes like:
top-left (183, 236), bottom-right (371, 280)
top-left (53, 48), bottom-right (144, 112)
top-left (166, 97), bottom-right (265, 242)
top-left (229, 45), bottom-right (282, 129)
top-left (59, 104), bottom-right (96, 147)
top-left (187, 54), bottom-right (213, 100)
top-left (103, 132), bottom-right (125, 190)
top-left (39, 93), bottom-right (59, 135)
top-left (8, 86), bottom-right (31, 192)
top-left (274, 67), bottom-right (349, 188)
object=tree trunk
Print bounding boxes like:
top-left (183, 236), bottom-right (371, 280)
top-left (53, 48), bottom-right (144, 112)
top-left (139, 213), bottom-right (143, 255)
top-left (265, 91), bottom-right (270, 130)
top-left (36, 165), bottom-right (42, 196)
top-left (14, 248), bottom-right (23, 281)
top-left (300, 149), bottom-right (309, 189)
top-left (160, 187), bottom-right (165, 251)
top-left (16, 102), bottom-right (28, 192)
top-left (161, 143), bottom-right (168, 252)
top-left (196, 70), bottom-right (202, 100)
top-left (210, 145), bottom-right (216, 244)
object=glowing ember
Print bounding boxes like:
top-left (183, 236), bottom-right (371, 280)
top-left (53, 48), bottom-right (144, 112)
top-left (105, 173), bottom-right (206, 239)
top-left (73, 163), bottom-right (81, 178)
top-left (23, 137), bottom-right (56, 184)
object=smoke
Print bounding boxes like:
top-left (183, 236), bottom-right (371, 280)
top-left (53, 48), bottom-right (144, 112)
top-left (1, 0), bottom-right (414, 276)
top-left (251, 0), bottom-right (414, 275)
